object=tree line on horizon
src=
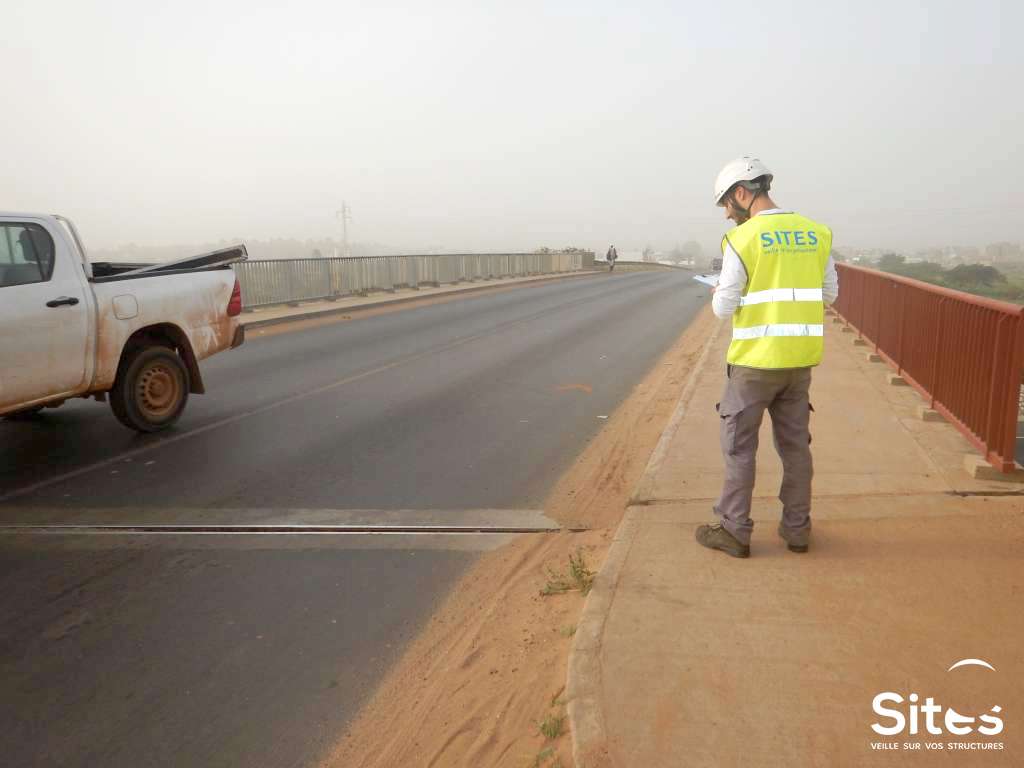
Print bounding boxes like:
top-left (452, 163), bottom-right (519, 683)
top-left (872, 253), bottom-right (1024, 304)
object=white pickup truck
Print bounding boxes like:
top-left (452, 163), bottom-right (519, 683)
top-left (0, 212), bottom-right (245, 432)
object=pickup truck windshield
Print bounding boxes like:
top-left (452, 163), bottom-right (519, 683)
top-left (0, 223), bottom-right (54, 288)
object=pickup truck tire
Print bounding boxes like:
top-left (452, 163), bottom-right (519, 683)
top-left (110, 346), bottom-right (190, 432)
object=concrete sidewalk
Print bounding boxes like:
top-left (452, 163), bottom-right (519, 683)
top-left (569, 310), bottom-right (1024, 767)
top-left (240, 270), bottom-right (604, 329)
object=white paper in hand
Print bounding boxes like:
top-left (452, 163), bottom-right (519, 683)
top-left (693, 273), bottom-right (720, 288)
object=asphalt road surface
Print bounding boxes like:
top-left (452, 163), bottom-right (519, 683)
top-left (0, 270), bottom-right (708, 767)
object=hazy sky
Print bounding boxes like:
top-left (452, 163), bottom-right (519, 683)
top-left (3, 1), bottom-right (1020, 255)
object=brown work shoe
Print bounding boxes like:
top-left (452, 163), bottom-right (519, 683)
top-left (695, 524), bottom-right (750, 558)
top-left (778, 523), bottom-right (810, 553)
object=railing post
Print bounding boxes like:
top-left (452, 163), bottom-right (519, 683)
top-left (928, 298), bottom-right (946, 408)
top-left (986, 315), bottom-right (1022, 471)
top-left (896, 283), bottom-right (906, 375)
top-left (286, 262), bottom-right (297, 306)
top-left (874, 276), bottom-right (883, 353)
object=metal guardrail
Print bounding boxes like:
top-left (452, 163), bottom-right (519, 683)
top-left (833, 263), bottom-right (1024, 473)
top-left (233, 251), bottom-right (587, 310)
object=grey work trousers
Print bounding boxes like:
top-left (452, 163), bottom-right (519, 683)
top-left (713, 364), bottom-right (814, 545)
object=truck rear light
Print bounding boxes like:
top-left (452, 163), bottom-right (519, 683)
top-left (227, 278), bottom-right (243, 317)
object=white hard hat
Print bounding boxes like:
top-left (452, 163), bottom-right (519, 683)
top-left (713, 156), bottom-right (773, 206)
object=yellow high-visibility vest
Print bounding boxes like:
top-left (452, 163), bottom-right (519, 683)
top-left (722, 212), bottom-right (832, 369)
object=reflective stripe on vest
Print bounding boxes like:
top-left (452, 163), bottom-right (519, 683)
top-left (738, 288), bottom-right (823, 307)
top-left (732, 323), bottom-right (824, 340)
top-left (722, 212), bottom-right (832, 369)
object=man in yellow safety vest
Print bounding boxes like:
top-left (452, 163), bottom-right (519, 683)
top-left (695, 157), bottom-right (839, 558)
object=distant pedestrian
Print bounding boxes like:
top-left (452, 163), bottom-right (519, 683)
top-left (695, 157), bottom-right (839, 559)
top-left (606, 245), bottom-right (618, 272)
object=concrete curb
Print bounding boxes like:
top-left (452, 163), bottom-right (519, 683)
top-left (565, 315), bottom-right (724, 768)
top-left (565, 510), bottom-right (640, 768)
top-left (612, 261), bottom-right (696, 271)
top-left (241, 270), bottom-right (605, 330)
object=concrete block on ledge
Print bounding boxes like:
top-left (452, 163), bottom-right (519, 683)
top-left (963, 455), bottom-right (1024, 482)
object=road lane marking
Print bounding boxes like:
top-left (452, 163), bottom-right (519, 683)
top-left (0, 506), bottom-right (566, 528)
top-left (0, 528), bottom-right (561, 536)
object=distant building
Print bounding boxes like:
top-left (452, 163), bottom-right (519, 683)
top-left (986, 242), bottom-right (1023, 264)
top-left (956, 245), bottom-right (981, 262)
top-left (922, 250), bottom-right (943, 265)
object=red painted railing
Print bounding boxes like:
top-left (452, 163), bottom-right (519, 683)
top-left (833, 263), bottom-right (1024, 472)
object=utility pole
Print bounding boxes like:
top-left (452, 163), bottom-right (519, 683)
top-left (336, 203), bottom-right (352, 258)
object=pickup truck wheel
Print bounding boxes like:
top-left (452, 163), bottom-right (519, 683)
top-left (110, 346), bottom-right (190, 433)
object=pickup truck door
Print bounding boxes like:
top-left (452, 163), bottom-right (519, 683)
top-left (0, 221), bottom-right (90, 410)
